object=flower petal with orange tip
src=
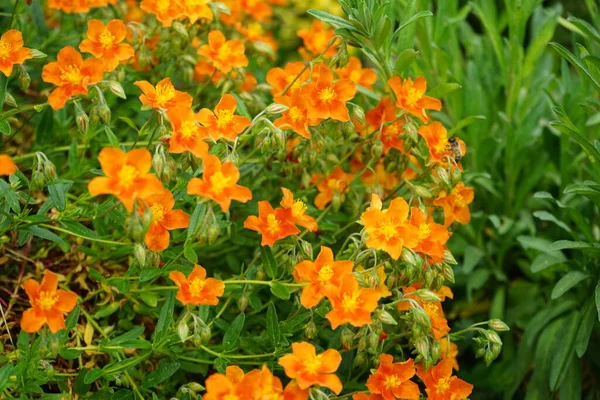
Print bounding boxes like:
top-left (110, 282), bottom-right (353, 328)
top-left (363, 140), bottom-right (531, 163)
top-left (0, 29), bottom-right (32, 77)
top-left (243, 201), bottom-right (299, 246)
top-left (0, 154), bottom-right (17, 175)
top-left (169, 265), bottom-right (224, 306)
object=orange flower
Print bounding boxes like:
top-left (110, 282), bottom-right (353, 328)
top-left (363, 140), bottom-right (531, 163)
top-left (0, 154), bottom-right (16, 175)
top-left (418, 122), bottom-right (451, 164)
top-left (353, 394), bottom-right (384, 400)
top-left (243, 201), bottom-right (300, 246)
top-left (381, 120), bottom-right (406, 154)
top-left (388, 76), bottom-right (441, 123)
top-left (439, 338), bottom-right (459, 370)
top-left (196, 94), bottom-right (251, 141)
top-left (366, 354), bottom-right (420, 400)
top-left (239, 0), bottom-right (273, 22)
top-left (397, 285), bottom-right (450, 340)
top-left (140, 0), bottom-right (184, 27)
top-left (169, 265), bottom-right (225, 306)
top-left (181, 0), bottom-right (213, 23)
top-left (283, 381), bottom-right (310, 400)
top-left (313, 167), bottom-right (353, 210)
top-left (41, 46), bottom-right (104, 110)
top-left (279, 342), bottom-right (343, 394)
top-left (48, 0), bottom-right (113, 13)
top-left (134, 78), bottom-right (193, 111)
top-left (304, 64), bottom-right (356, 122)
top-left (365, 98), bottom-right (396, 130)
top-left (187, 154), bottom-right (252, 212)
top-left (0, 30), bottom-right (32, 77)
top-left (274, 93), bottom-right (317, 139)
top-left (197, 30), bottom-right (248, 73)
top-left (266, 61), bottom-right (309, 96)
top-left (408, 207), bottom-right (450, 262)
top-left (79, 19), bottom-right (134, 72)
top-left (360, 160), bottom-right (401, 192)
top-left (280, 187), bottom-right (318, 231)
top-left (325, 274), bottom-right (381, 329)
top-left (335, 57), bottom-right (377, 90)
top-left (293, 246), bottom-right (352, 308)
top-left (356, 265), bottom-right (392, 298)
top-left (88, 147), bottom-right (164, 212)
top-left (139, 189), bottom-right (190, 252)
top-left (238, 366), bottom-right (286, 400)
top-left (360, 194), bottom-right (419, 260)
top-left (416, 358), bottom-right (473, 400)
top-left (21, 271), bottom-right (78, 333)
top-left (433, 182), bottom-right (474, 226)
top-left (203, 365), bottom-right (246, 400)
top-left (297, 20), bottom-right (338, 59)
top-left (166, 106), bottom-right (209, 158)
top-left (236, 22), bottom-right (279, 53)
top-left (241, 72), bottom-right (258, 92)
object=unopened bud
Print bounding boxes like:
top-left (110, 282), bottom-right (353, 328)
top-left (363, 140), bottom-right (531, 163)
top-left (305, 320), bottom-right (317, 339)
top-left (108, 81), bottom-right (126, 99)
top-left (415, 289), bottom-right (441, 303)
top-left (412, 307), bottom-right (430, 330)
top-left (401, 248), bottom-right (418, 266)
top-left (430, 339), bottom-right (441, 362)
top-left (147, 249), bottom-right (161, 269)
top-left (17, 67), bottom-right (30, 91)
top-left (424, 268), bottom-right (436, 287)
top-left (352, 353), bottom-right (366, 368)
top-left (332, 191), bottom-right (343, 212)
top-left (207, 225), bottom-right (220, 244)
top-left (443, 250), bottom-right (458, 265)
top-left (266, 103), bottom-right (289, 114)
top-left (367, 331), bottom-right (378, 352)
top-left (177, 318), bottom-right (189, 342)
top-left (352, 104), bottom-right (365, 124)
top-left (484, 348), bottom-right (497, 366)
top-left (76, 109), bottom-right (89, 135)
top-left (441, 263), bottom-right (455, 283)
top-left (489, 319), bottom-right (510, 332)
top-left (436, 167), bottom-right (451, 187)
top-left (376, 309), bottom-right (397, 325)
top-left (414, 337), bottom-right (429, 358)
top-left (43, 160), bottom-right (56, 182)
top-left (451, 168), bottom-right (462, 185)
top-left (413, 185), bottom-right (433, 198)
top-left (486, 330), bottom-right (503, 346)
top-left (341, 327), bottom-right (354, 351)
top-left (371, 141), bottom-right (384, 160)
top-left (199, 324), bottom-right (211, 345)
top-left (98, 104), bottom-right (111, 124)
top-left (30, 170), bottom-right (45, 190)
top-left (187, 382), bottom-right (205, 393)
top-left (89, 106), bottom-right (100, 126)
top-left (237, 295), bottom-right (249, 313)
top-left (133, 243), bottom-right (146, 267)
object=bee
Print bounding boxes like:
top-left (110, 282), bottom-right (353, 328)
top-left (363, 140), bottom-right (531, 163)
top-left (446, 137), bottom-right (466, 162)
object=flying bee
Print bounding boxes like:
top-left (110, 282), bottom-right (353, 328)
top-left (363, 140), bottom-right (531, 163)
top-left (446, 137), bottom-right (467, 162)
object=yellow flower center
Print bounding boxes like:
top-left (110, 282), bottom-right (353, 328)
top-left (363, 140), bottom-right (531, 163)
top-left (215, 109), bottom-right (234, 129)
top-left (118, 165), bottom-right (139, 188)
top-left (423, 302), bottom-right (438, 317)
top-left (318, 87), bottom-right (337, 103)
top-left (60, 65), bottom-right (82, 85)
top-left (151, 204), bottom-right (165, 223)
top-left (436, 376), bottom-right (451, 392)
top-left (454, 193), bottom-right (466, 208)
top-left (312, 32), bottom-right (328, 52)
top-left (209, 170), bottom-right (232, 195)
top-left (318, 265), bottom-right (334, 283)
top-left (223, 396), bottom-right (239, 400)
top-left (405, 87), bottom-right (422, 106)
top-left (327, 178), bottom-right (339, 190)
top-left (291, 199), bottom-right (306, 218)
top-left (418, 223), bottom-right (431, 240)
top-left (288, 106), bottom-right (303, 122)
top-left (189, 277), bottom-right (206, 297)
top-left (286, 74), bottom-right (302, 90)
top-left (0, 39), bottom-right (12, 59)
top-left (266, 213), bottom-right (280, 235)
top-left (180, 121), bottom-right (198, 139)
top-left (217, 44), bottom-right (233, 61)
top-left (156, 0), bottom-right (170, 13)
top-left (384, 374), bottom-right (401, 389)
top-left (386, 123), bottom-right (401, 137)
top-left (247, 23), bottom-right (263, 39)
top-left (341, 290), bottom-right (361, 312)
top-left (350, 69), bottom-right (362, 83)
top-left (377, 218), bottom-right (398, 241)
top-left (155, 82), bottom-right (175, 107)
top-left (99, 29), bottom-right (115, 48)
top-left (302, 355), bottom-right (323, 374)
top-left (38, 291), bottom-right (58, 311)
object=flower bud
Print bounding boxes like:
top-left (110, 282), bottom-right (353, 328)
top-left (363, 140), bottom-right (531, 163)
top-left (30, 169), bottom-right (45, 190)
top-left (89, 106), bottom-right (100, 127)
top-left (424, 268), bottom-right (436, 287)
top-left (43, 160), bottom-right (57, 182)
top-left (430, 339), bottom-right (441, 362)
top-left (443, 250), bottom-right (458, 265)
top-left (18, 66), bottom-right (30, 91)
top-left (300, 240), bottom-right (313, 259)
top-left (412, 307), bottom-right (430, 330)
top-left (352, 352), bottom-right (366, 368)
top-left (484, 348), bottom-right (497, 366)
top-left (401, 248), bottom-right (418, 266)
top-left (133, 243), bottom-right (146, 267)
top-left (147, 250), bottom-right (161, 269)
top-left (371, 141), bottom-right (384, 160)
top-left (237, 295), bottom-right (249, 313)
top-left (98, 104), bottom-right (111, 124)
top-left (486, 330), bottom-right (503, 346)
top-left (187, 382), bottom-right (205, 393)
top-left (440, 263), bottom-right (455, 283)
top-left (332, 192), bottom-right (343, 212)
top-left (310, 389), bottom-right (329, 400)
top-left (451, 168), bottom-right (462, 185)
top-left (376, 309), bottom-right (397, 325)
top-left (108, 81), bottom-right (126, 99)
top-left (489, 319), bottom-right (510, 332)
top-left (436, 166), bottom-right (451, 187)
top-left (367, 330), bottom-right (379, 352)
top-left (352, 104), bottom-right (365, 125)
top-left (414, 337), bottom-right (429, 358)
top-left (177, 318), bottom-right (189, 343)
top-left (413, 185), bottom-right (433, 198)
top-left (266, 103), bottom-right (289, 114)
top-left (255, 269), bottom-right (266, 281)
top-left (415, 289), bottom-right (440, 303)
top-left (207, 225), bottom-right (220, 244)
top-left (199, 324), bottom-right (211, 345)
top-left (341, 327), bottom-right (354, 351)
top-left (76, 109), bottom-right (89, 135)
top-left (305, 320), bottom-right (317, 339)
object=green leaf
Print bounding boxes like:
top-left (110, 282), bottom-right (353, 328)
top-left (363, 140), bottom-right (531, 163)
top-left (260, 246), bottom-right (277, 279)
top-left (107, 327), bottom-right (145, 346)
top-left (154, 291), bottom-right (175, 344)
top-left (142, 359), bottom-right (180, 389)
top-left (187, 203), bottom-right (207, 239)
top-left (270, 282), bottom-right (290, 300)
top-left (550, 240), bottom-right (600, 251)
top-left (550, 42), bottom-right (600, 91)
top-left (266, 303), bottom-right (280, 347)
top-left (94, 302), bottom-right (120, 319)
top-left (84, 368), bottom-right (103, 384)
top-left (307, 9), bottom-right (357, 31)
top-left (183, 241), bottom-right (198, 264)
top-left (531, 253), bottom-right (566, 273)
top-left (60, 221), bottom-right (100, 239)
top-left (0, 120), bottom-right (10, 135)
top-left (0, 73), bottom-right (7, 111)
top-left (448, 115), bottom-right (486, 136)
top-left (65, 306), bottom-right (80, 331)
top-left (550, 312), bottom-right (580, 391)
top-left (428, 83), bottom-right (462, 98)
top-left (595, 279), bottom-right (600, 321)
top-left (104, 126), bottom-right (120, 148)
top-left (533, 211), bottom-right (572, 233)
top-left (24, 226), bottom-right (69, 252)
top-left (119, 117), bottom-right (139, 133)
top-left (0, 365), bottom-right (15, 392)
top-left (393, 10), bottom-right (433, 37)
top-left (551, 271), bottom-right (590, 299)
top-left (222, 313), bottom-right (245, 351)
top-left (47, 180), bottom-right (73, 212)
top-left (74, 369), bottom-right (90, 395)
top-left (394, 48), bottom-right (418, 75)
top-left (575, 299), bottom-right (596, 357)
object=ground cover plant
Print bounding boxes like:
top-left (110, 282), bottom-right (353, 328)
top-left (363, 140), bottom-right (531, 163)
top-left (2, 0), bottom-right (599, 399)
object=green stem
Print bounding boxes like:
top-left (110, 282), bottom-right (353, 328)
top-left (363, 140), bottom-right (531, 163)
top-left (39, 223), bottom-right (129, 246)
top-left (198, 344), bottom-right (275, 360)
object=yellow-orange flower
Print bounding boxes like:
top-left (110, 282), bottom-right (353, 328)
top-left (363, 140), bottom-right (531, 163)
top-left (365, 98), bottom-right (397, 130)
top-left (409, 207), bottom-right (450, 262)
top-left (204, 365), bottom-right (246, 400)
top-left (266, 61), bottom-right (309, 96)
top-left (335, 56), bottom-right (377, 90)
top-left (325, 275), bottom-right (381, 329)
top-left (280, 187), bottom-right (317, 231)
top-left (353, 394), bottom-right (385, 400)
top-left (187, 154), bottom-right (252, 212)
top-left (169, 265), bottom-right (225, 306)
top-left (297, 20), bottom-right (338, 59)
top-left (416, 358), bottom-right (473, 400)
top-left (88, 147), bottom-right (164, 212)
top-left (304, 64), bottom-right (356, 122)
top-left (197, 31), bottom-right (248, 73)
top-left (79, 19), bottom-right (134, 72)
top-left (0, 154), bottom-right (16, 176)
top-left (360, 194), bottom-right (419, 260)
top-left (244, 201), bottom-right (300, 247)
top-left (418, 122), bottom-right (451, 164)
top-left (274, 93), bottom-right (317, 139)
top-left (21, 271), bottom-right (78, 333)
top-left (0, 30), bottom-right (32, 77)
top-left (279, 342), bottom-right (343, 394)
top-left (140, 0), bottom-right (184, 27)
top-left (313, 167), bottom-right (353, 210)
top-left (166, 106), bottom-right (209, 158)
top-left (440, 337), bottom-right (459, 370)
top-left (366, 354), bottom-right (420, 400)
top-left (139, 189), bottom-right (190, 252)
top-left (388, 76), bottom-right (441, 123)
top-left (293, 246), bottom-right (352, 308)
top-left (196, 94), bottom-right (251, 141)
top-left (182, 0), bottom-right (213, 23)
top-left (433, 182), bottom-right (474, 226)
top-left (134, 78), bottom-right (193, 111)
top-left (41, 46), bottom-right (104, 110)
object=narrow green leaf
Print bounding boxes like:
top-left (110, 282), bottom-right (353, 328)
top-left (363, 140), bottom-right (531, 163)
top-left (154, 291), bottom-right (175, 344)
top-left (270, 282), bottom-right (290, 300)
top-left (266, 303), bottom-right (280, 347)
top-left (575, 299), bottom-right (596, 357)
top-left (595, 280), bottom-right (600, 321)
top-left (428, 82), bottom-right (462, 98)
top-left (24, 226), bottom-right (69, 252)
top-left (393, 11), bottom-right (433, 37)
top-left (84, 368), bottom-right (103, 384)
top-left (551, 271), bottom-right (590, 299)
top-left (260, 246), bottom-right (277, 279)
top-left (187, 203), bottom-right (207, 239)
top-left (222, 313), bottom-right (245, 350)
top-left (65, 306), bottom-right (80, 331)
top-left (550, 312), bottom-right (580, 391)
top-left (104, 126), bottom-right (120, 148)
top-left (183, 241), bottom-right (198, 264)
top-left (47, 180), bottom-right (73, 212)
top-left (307, 9), bottom-right (357, 31)
top-left (0, 365), bottom-right (15, 392)
top-left (107, 327), bottom-right (145, 346)
top-left (142, 359), bottom-right (180, 389)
